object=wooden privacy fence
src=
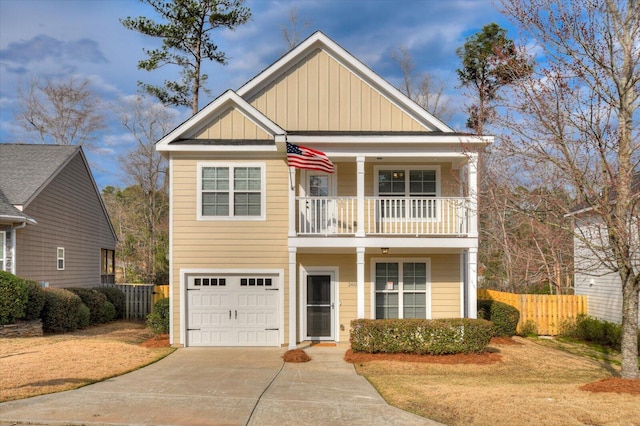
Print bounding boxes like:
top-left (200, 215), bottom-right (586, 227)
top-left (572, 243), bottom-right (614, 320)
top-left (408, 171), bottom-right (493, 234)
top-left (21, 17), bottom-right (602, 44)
top-left (477, 289), bottom-right (587, 335)
top-left (153, 285), bottom-right (170, 305)
top-left (104, 284), bottom-right (154, 320)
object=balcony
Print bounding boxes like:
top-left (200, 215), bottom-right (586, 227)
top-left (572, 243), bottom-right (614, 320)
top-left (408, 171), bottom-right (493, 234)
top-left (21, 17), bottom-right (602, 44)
top-left (296, 196), bottom-right (470, 236)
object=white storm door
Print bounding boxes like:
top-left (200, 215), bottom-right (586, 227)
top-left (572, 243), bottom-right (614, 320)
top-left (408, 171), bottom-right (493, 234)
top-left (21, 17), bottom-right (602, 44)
top-left (305, 274), bottom-right (335, 340)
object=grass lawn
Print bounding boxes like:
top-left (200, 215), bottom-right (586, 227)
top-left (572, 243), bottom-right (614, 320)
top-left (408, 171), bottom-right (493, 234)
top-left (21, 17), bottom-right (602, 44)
top-left (0, 321), bottom-right (174, 402)
top-left (350, 337), bottom-right (640, 426)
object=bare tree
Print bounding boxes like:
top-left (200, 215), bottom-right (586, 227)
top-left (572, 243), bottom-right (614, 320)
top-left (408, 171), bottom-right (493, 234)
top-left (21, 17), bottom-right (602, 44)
top-left (391, 46), bottom-right (455, 122)
top-left (280, 6), bottom-right (311, 51)
top-left (15, 76), bottom-right (105, 146)
top-left (111, 95), bottom-right (177, 283)
top-left (498, 0), bottom-right (640, 378)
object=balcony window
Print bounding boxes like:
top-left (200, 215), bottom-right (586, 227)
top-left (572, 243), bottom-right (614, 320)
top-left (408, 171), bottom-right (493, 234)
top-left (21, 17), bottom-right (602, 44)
top-left (376, 166), bottom-right (440, 219)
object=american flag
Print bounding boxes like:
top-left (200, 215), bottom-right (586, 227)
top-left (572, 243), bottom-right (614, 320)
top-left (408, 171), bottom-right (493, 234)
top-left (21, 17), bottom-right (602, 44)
top-left (286, 142), bottom-right (335, 173)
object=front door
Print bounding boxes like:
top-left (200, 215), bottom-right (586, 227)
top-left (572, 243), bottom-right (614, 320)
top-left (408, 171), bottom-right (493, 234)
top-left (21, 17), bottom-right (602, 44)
top-left (305, 274), bottom-right (334, 340)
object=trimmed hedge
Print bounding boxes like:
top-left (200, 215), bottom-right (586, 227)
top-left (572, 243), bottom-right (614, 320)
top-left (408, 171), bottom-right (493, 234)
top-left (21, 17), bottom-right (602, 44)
top-left (147, 298), bottom-right (170, 335)
top-left (67, 288), bottom-right (115, 325)
top-left (0, 270), bottom-right (28, 325)
top-left (41, 288), bottom-right (90, 333)
top-left (95, 286), bottom-right (126, 319)
top-left (477, 300), bottom-right (520, 337)
top-left (350, 318), bottom-right (493, 355)
top-left (23, 279), bottom-right (46, 321)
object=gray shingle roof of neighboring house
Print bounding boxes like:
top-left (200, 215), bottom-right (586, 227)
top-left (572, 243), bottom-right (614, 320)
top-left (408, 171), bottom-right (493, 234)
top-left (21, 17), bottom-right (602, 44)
top-left (0, 188), bottom-right (36, 224)
top-left (0, 144), bottom-right (80, 206)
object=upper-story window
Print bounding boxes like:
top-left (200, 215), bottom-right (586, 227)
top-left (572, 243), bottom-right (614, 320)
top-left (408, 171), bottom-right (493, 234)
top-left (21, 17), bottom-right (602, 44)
top-left (197, 162), bottom-right (266, 220)
top-left (375, 166), bottom-right (440, 219)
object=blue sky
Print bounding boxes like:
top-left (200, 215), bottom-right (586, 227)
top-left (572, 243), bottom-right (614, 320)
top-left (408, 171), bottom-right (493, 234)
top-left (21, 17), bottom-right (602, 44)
top-left (0, 0), bottom-right (514, 190)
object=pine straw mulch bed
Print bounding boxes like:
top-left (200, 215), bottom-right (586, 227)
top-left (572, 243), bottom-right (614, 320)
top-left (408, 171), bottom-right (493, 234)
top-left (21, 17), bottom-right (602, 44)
top-left (344, 336), bottom-right (640, 395)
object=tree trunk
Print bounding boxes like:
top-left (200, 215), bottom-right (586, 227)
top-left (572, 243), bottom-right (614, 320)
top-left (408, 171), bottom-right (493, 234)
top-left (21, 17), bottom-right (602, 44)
top-left (620, 278), bottom-right (639, 379)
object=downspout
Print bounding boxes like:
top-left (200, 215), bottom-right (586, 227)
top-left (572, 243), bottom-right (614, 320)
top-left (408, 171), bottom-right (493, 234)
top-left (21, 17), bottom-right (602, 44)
top-left (10, 221), bottom-right (27, 275)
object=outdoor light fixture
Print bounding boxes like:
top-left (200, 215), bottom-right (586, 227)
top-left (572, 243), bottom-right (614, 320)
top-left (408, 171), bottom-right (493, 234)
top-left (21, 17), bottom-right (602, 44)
top-left (381, 248), bottom-right (389, 254)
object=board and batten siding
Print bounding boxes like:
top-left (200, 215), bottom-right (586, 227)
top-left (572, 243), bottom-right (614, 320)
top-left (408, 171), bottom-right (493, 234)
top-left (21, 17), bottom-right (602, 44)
top-left (16, 153), bottom-right (116, 288)
top-left (171, 156), bottom-right (290, 344)
top-left (191, 106), bottom-right (273, 140)
top-left (247, 49), bottom-right (429, 132)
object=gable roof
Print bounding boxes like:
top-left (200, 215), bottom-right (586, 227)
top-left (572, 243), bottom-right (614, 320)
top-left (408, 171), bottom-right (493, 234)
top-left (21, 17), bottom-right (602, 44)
top-left (156, 90), bottom-right (284, 152)
top-left (237, 31), bottom-right (452, 133)
top-left (0, 144), bottom-right (80, 206)
top-left (0, 143), bottom-right (117, 239)
top-left (157, 31), bottom-right (478, 152)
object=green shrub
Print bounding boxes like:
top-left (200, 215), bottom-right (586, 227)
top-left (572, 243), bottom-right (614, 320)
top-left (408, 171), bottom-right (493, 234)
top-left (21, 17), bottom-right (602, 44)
top-left (477, 300), bottom-right (520, 337)
top-left (23, 279), bottom-right (46, 321)
top-left (102, 301), bottom-right (116, 322)
top-left (95, 286), bottom-right (126, 319)
top-left (350, 318), bottom-right (493, 355)
top-left (518, 320), bottom-right (538, 337)
top-left (147, 298), bottom-right (170, 335)
top-left (41, 288), bottom-right (90, 333)
top-left (0, 270), bottom-right (28, 325)
top-left (67, 287), bottom-right (112, 325)
top-left (560, 315), bottom-right (640, 352)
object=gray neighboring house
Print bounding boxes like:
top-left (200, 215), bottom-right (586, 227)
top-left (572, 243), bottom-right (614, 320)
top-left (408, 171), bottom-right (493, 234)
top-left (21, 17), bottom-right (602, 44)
top-left (572, 175), bottom-right (640, 324)
top-left (0, 144), bottom-right (117, 288)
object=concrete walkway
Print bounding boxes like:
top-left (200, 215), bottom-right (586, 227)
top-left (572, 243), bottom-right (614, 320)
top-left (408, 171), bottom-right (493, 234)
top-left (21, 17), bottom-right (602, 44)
top-left (0, 344), bottom-right (441, 426)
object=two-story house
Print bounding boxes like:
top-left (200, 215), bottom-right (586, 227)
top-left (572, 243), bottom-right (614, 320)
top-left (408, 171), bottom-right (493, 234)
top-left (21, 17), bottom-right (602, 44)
top-left (156, 32), bottom-right (491, 348)
top-left (0, 144), bottom-right (117, 287)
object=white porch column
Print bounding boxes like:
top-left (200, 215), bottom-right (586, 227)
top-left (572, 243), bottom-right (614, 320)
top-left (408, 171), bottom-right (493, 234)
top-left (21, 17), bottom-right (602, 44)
top-left (356, 156), bottom-right (365, 237)
top-left (288, 167), bottom-right (297, 237)
top-left (468, 152), bottom-right (478, 237)
top-left (357, 247), bottom-right (365, 318)
top-left (467, 247), bottom-right (478, 318)
top-left (288, 247), bottom-right (297, 348)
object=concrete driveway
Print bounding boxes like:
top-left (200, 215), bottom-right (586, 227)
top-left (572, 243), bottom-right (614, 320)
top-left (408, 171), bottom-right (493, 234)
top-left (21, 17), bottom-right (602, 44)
top-left (0, 345), bottom-right (441, 426)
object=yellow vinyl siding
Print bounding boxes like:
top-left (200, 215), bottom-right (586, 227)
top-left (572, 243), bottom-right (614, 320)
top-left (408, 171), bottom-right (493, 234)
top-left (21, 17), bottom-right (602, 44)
top-left (247, 49), bottom-right (429, 132)
top-left (192, 107), bottom-right (272, 140)
top-left (171, 156), bottom-right (290, 344)
top-left (298, 253), bottom-right (363, 342)
top-left (430, 254), bottom-right (461, 318)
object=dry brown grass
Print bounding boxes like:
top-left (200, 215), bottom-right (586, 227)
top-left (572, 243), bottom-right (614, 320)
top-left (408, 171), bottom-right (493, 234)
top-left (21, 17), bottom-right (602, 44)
top-left (352, 337), bottom-right (640, 426)
top-left (0, 321), bottom-right (174, 402)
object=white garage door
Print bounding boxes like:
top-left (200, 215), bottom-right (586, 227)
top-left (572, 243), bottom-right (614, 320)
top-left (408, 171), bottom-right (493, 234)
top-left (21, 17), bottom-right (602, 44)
top-left (186, 274), bottom-right (279, 347)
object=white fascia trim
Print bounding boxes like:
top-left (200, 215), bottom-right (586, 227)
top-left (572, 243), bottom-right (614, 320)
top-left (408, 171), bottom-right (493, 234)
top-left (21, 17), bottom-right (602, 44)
top-left (156, 90), bottom-right (284, 151)
top-left (289, 237), bottom-right (479, 249)
top-left (156, 144), bottom-right (279, 153)
top-left (237, 31), bottom-right (452, 133)
top-left (285, 135), bottom-right (493, 145)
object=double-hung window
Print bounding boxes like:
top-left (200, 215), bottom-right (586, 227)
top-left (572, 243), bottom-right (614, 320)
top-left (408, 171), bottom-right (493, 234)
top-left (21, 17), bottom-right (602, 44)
top-left (376, 166), bottom-right (439, 220)
top-left (57, 247), bottom-right (65, 270)
top-left (198, 162), bottom-right (265, 220)
top-left (375, 261), bottom-right (429, 319)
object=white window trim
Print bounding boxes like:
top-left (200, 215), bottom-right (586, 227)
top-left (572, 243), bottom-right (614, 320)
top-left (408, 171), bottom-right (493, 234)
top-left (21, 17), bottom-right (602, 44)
top-left (373, 165), bottom-right (441, 197)
top-left (57, 247), bottom-right (65, 271)
top-left (369, 257), bottom-right (432, 319)
top-left (196, 161), bottom-right (266, 221)
top-left (0, 231), bottom-right (5, 271)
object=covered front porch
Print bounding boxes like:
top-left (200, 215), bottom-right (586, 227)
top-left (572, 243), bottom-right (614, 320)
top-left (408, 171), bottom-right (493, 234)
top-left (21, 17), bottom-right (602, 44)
top-left (286, 246), bottom-right (478, 348)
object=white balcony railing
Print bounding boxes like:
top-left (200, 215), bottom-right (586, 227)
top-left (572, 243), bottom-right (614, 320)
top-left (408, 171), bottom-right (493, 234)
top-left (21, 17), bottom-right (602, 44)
top-left (296, 196), bottom-right (470, 236)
